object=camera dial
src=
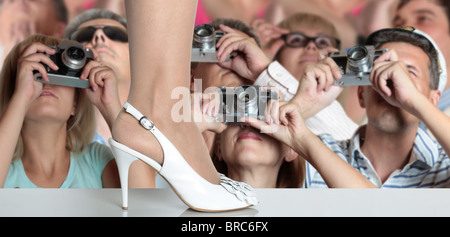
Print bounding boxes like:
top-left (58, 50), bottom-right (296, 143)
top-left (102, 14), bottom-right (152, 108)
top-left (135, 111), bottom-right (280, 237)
top-left (62, 46), bottom-right (87, 70)
top-left (347, 46), bottom-right (371, 72)
top-left (193, 24), bottom-right (216, 50)
top-left (236, 86), bottom-right (259, 116)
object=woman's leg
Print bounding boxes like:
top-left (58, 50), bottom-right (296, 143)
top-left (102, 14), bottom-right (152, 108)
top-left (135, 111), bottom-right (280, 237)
top-left (112, 0), bottom-right (220, 185)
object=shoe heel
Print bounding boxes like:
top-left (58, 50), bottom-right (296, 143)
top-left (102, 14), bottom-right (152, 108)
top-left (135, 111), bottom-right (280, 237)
top-left (110, 142), bottom-right (138, 210)
top-left (110, 102), bottom-right (258, 212)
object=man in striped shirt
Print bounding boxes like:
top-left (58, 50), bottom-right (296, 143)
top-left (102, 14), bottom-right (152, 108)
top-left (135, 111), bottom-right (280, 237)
top-left (305, 27), bottom-right (450, 188)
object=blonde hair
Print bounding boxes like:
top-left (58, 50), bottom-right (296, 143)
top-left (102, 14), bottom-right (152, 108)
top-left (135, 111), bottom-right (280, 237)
top-left (278, 12), bottom-right (340, 42)
top-left (270, 12), bottom-right (341, 61)
top-left (0, 34), bottom-right (96, 160)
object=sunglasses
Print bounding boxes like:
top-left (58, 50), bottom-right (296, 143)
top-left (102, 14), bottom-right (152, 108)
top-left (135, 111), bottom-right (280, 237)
top-left (281, 32), bottom-right (341, 49)
top-left (69, 25), bottom-right (128, 43)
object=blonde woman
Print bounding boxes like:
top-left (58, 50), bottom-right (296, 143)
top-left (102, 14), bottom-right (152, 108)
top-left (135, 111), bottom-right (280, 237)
top-left (0, 34), bottom-right (120, 188)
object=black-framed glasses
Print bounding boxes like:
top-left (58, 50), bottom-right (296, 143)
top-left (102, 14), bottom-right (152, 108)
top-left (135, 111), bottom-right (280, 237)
top-left (281, 32), bottom-right (341, 49)
top-left (69, 25), bottom-right (128, 43)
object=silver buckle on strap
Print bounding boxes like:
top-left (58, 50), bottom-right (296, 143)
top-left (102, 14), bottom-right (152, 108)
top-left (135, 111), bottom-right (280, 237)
top-left (139, 116), bottom-right (154, 130)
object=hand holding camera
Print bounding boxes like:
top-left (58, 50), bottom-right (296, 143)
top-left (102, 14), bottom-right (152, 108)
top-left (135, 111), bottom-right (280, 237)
top-left (244, 101), bottom-right (313, 155)
top-left (216, 24), bottom-right (272, 81)
top-left (330, 45), bottom-right (388, 86)
top-left (191, 91), bottom-right (227, 134)
top-left (14, 42), bottom-right (59, 103)
top-left (370, 48), bottom-right (425, 114)
top-left (82, 60), bottom-right (121, 125)
top-left (218, 85), bottom-right (280, 125)
top-left (33, 40), bottom-right (94, 89)
top-left (292, 56), bottom-right (344, 119)
top-left (191, 24), bottom-right (271, 81)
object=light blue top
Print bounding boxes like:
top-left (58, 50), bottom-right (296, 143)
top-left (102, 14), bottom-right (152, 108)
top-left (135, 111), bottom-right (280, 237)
top-left (4, 142), bottom-right (114, 188)
top-left (93, 132), bottom-right (108, 146)
top-left (304, 126), bottom-right (450, 188)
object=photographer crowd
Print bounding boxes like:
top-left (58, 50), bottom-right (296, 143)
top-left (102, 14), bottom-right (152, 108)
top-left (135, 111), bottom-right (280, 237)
top-left (1, 0), bottom-right (450, 212)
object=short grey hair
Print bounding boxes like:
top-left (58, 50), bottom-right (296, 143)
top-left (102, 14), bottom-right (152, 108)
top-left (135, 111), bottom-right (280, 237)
top-left (63, 9), bottom-right (127, 40)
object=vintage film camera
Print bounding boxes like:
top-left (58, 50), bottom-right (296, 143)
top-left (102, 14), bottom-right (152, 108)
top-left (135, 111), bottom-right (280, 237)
top-left (218, 85), bottom-right (279, 124)
top-left (33, 41), bottom-right (93, 88)
top-left (330, 45), bottom-right (388, 86)
top-left (191, 24), bottom-right (225, 63)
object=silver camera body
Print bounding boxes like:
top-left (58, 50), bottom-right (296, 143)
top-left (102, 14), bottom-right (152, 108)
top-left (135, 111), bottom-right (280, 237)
top-left (191, 24), bottom-right (225, 63)
top-left (218, 85), bottom-right (279, 124)
top-left (34, 41), bottom-right (93, 88)
top-left (330, 45), bottom-right (388, 86)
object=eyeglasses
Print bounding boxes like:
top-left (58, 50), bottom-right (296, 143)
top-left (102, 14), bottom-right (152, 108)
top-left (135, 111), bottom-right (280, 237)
top-left (281, 32), bottom-right (341, 49)
top-left (69, 25), bottom-right (128, 43)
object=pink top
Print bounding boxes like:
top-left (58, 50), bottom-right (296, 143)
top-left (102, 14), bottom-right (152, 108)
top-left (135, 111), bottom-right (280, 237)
top-left (195, 0), bottom-right (212, 26)
top-left (350, 3), bottom-right (365, 16)
top-left (82, 0), bottom-right (96, 10)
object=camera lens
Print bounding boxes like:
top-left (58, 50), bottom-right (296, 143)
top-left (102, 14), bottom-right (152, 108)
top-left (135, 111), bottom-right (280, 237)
top-left (62, 46), bottom-right (87, 70)
top-left (67, 47), bottom-right (85, 60)
top-left (347, 46), bottom-right (371, 72)
top-left (348, 46), bottom-right (367, 61)
top-left (193, 24), bottom-right (216, 49)
top-left (236, 86), bottom-right (258, 116)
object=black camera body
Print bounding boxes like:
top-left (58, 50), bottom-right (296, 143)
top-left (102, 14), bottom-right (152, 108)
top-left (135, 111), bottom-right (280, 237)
top-left (330, 45), bottom-right (388, 86)
top-left (34, 41), bottom-right (93, 88)
top-left (218, 85), bottom-right (279, 124)
top-left (191, 24), bottom-right (225, 63)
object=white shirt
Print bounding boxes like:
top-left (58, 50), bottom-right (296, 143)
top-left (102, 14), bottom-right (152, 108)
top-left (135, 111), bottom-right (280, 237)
top-left (254, 61), bottom-right (358, 140)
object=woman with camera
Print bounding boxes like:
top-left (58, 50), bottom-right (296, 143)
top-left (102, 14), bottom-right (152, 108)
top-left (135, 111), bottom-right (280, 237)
top-left (0, 34), bottom-right (121, 188)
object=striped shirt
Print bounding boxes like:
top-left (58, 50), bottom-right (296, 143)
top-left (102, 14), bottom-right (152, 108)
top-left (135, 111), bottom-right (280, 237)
top-left (438, 88), bottom-right (450, 112)
top-left (304, 126), bottom-right (450, 188)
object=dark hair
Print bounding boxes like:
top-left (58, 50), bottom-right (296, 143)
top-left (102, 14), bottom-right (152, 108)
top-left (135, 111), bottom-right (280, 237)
top-left (208, 18), bottom-right (262, 47)
top-left (211, 133), bottom-right (305, 188)
top-left (53, 0), bottom-right (69, 24)
top-left (398, 0), bottom-right (450, 32)
top-left (366, 28), bottom-right (440, 90)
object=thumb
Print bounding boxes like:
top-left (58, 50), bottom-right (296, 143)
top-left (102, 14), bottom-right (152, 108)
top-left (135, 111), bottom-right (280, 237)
top-left (243, 117), bottom-right (280, 134)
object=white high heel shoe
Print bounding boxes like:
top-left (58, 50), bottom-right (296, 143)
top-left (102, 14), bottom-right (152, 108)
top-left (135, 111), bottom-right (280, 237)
top-left (109, 102), bottom-right (259, 212)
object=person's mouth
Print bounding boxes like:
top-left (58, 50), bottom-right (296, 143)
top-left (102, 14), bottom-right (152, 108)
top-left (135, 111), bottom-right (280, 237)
top-left (238, 132), bottom-right (262, 141)
top-left (299, 55), bottom-right (318, 64)
top-left (40, 89), bottom-right (57, 98)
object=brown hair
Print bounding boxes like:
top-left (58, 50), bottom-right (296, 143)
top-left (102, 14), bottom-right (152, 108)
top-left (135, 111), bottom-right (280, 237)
top-left (398, 0), bottom-right (450, 32)
top-left (211, 133), bottom-right (306, 188)
top-left (278, 13), bottom-right (340, 42)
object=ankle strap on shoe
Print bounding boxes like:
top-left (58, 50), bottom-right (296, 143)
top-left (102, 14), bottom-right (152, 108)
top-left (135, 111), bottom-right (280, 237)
top-left (123, 102), bottom-right (155, 131)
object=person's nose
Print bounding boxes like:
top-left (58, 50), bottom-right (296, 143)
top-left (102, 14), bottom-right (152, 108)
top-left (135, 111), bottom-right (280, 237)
top-left (304, 40), bottom-right (318, 51)
top-left (90, 29), bottom-right (108, 47)
top-left (239, 124), bottom-right (250, 129)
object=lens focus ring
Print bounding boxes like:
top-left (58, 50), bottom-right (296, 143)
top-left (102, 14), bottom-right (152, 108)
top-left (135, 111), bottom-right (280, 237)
top-left (62, 46), bottom-right (87, 70)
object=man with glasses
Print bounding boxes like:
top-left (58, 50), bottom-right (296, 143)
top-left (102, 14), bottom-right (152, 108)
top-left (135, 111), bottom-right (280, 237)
top-left (64, 9), bottom-right (130, 145)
